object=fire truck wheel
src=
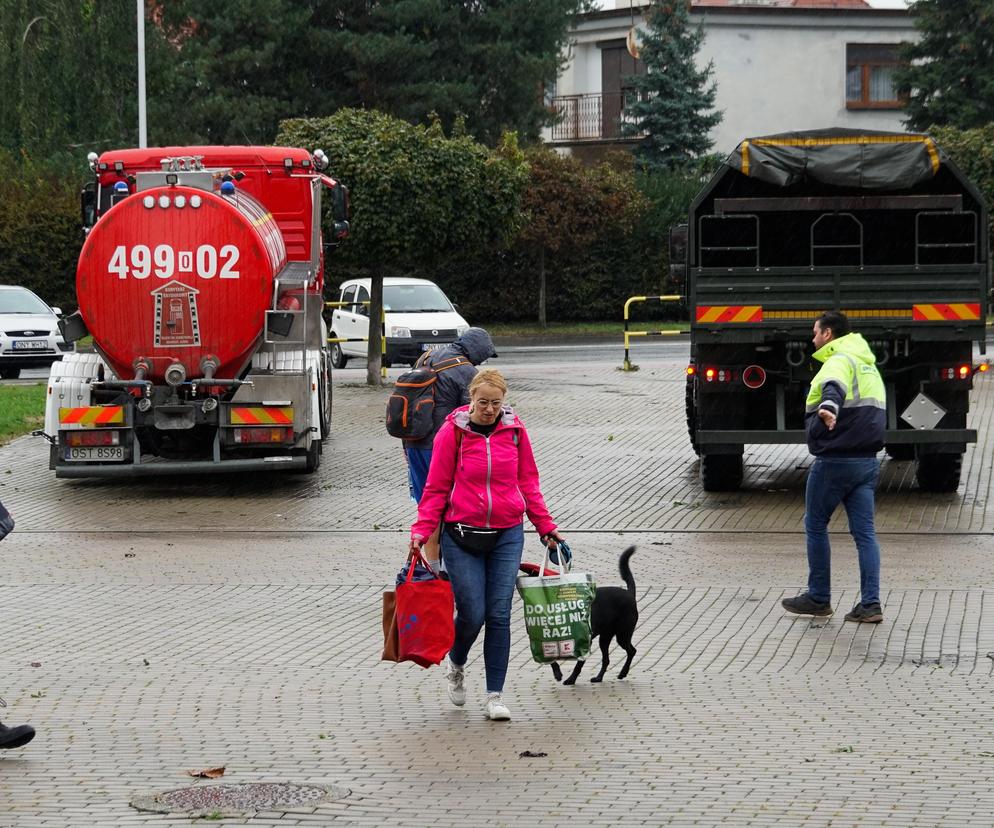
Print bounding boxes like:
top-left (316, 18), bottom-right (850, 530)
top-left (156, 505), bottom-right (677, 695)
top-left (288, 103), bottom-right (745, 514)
top-left (320, 353), bottom-right (332, 438)
top-left (915, 453), bottom-right (962, 493)
top-left (885, 444), bottom-right (915, 461)
top-left (304, 439), bottom-right (322, 474)
top-left (330, 336), bottom-right (349, 369)
top-left (700, 453), bottom-right (743, 492)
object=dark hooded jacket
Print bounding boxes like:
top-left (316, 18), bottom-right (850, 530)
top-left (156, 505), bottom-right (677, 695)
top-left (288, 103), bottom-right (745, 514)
top-left (405, 327), bottom-right (497, 450)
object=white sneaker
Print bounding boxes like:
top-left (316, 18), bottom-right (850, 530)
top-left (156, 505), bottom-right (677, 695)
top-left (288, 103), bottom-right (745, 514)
top-left (485, 692), bottom-right (511, 721)
top-left (445, 659), bottom-right (465, 707)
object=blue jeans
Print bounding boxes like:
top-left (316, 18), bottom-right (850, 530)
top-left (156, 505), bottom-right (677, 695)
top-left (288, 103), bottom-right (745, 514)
top-left (441, 522), bottom-right (524, 693)
top-left (804, 456), bottom-right (881, 605)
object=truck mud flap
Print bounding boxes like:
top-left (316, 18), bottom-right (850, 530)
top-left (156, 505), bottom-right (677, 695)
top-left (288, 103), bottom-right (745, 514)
top-left (55, 456), bottom-right (309, 478)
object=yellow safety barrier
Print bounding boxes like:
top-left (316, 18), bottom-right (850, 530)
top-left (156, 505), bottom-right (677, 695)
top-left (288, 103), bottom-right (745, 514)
top-left (325, 300), bottom-right (388, 378)
top-left (623, 295), bottom-right (684, 371)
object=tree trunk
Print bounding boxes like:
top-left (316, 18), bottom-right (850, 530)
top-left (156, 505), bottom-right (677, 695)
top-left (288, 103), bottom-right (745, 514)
top-left (538, 246), bottom-right (547, 328)
top-left (366, 271), bottom-right (384, 386)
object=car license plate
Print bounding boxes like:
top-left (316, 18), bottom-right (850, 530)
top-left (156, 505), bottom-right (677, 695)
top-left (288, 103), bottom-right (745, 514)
top-left (64, 446), bottom-right (125, 462)
top-left (12, 340), bottom-right (46, 350)
top-left (422, 342), bottom-right (451, 351)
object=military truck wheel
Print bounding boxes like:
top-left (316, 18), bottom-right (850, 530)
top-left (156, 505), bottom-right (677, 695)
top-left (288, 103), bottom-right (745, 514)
top-left (330, 336), bottom-right (349, 369)
top-left (885, 444), bottom-right (915, 461)
top-left (700, 453), bottom-right (743, 492)
top-left (916, 453), bottom-right (962, 493)
top-left (685, 374), bottom-right (700, 455)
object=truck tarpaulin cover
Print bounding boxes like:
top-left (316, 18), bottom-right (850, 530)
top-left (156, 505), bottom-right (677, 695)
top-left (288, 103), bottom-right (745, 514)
top-left (726, 129), bottom-right (945, 190)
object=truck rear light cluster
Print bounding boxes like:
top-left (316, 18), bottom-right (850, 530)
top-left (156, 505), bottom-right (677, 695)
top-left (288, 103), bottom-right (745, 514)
top-left (939, 364), bottom-right (982, 380)
top-left (64, 430), bottom-right (120, 447)
top-left (702, 367), bottom-right (737, 383)
top-left (233, 427), bottom-right (294, 444)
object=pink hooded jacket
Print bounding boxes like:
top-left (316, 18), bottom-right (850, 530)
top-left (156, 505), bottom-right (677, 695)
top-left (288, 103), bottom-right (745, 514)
top-left (411, 405), bottom-right (557, 540)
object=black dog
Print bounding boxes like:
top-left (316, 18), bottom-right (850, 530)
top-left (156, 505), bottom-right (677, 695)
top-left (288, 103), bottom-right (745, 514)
top-left (552, 546), bottom-right (638, 685)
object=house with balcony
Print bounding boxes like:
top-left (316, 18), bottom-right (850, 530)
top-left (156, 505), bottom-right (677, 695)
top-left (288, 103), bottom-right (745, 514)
top-left (544, 0), bottom-right (917, 162)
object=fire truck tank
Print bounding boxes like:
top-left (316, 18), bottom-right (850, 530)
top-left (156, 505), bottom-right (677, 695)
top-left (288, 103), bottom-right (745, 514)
top-left (77, 184), bottom-right (287, 383)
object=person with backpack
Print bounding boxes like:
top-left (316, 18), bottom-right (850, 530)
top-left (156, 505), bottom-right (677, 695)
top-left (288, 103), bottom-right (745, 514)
top-left (0, 500), bottom-right (36, 750)
top-left (409, 369), bottom-right (564, 721)
top-left (389, 327), bottom-right (498, 564)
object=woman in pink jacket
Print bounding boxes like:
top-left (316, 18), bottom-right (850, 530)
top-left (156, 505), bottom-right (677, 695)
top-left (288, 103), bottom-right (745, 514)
top-left (410, 369), bottom-right (563, 721)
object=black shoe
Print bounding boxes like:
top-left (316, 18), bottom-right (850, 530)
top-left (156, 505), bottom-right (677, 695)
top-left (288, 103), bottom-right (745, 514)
top-left (844, 602), bottom-right (883, 623)
top-left (781, 593), bottom-right (833, 617)
top-left (0, 721), bottom-right (36, 749)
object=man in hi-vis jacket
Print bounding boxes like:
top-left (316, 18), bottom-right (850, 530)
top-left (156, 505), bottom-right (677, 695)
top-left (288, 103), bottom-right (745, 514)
top-left (782, 311), bottom-right (886, 623)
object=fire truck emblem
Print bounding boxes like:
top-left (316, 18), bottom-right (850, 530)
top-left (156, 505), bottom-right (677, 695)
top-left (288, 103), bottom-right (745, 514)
top-left (152, 281), bottom-right (201, 348)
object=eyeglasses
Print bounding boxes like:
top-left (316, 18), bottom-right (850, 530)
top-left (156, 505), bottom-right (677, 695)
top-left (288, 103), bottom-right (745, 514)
top-left (474, 399), bottom-right (504, 409)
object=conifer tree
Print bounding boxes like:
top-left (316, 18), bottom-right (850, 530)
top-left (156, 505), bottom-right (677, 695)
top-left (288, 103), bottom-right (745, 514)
top-left (621, 0), bottom-right (721, 169)
top-left (896, 0), bottom-right (994, 131)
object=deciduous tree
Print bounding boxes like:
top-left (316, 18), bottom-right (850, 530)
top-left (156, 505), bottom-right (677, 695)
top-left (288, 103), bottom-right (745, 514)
top-left (278, 109), bottom-right (528, 383)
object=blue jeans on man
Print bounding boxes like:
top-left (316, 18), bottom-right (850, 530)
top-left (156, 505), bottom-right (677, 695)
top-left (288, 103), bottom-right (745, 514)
top-left (441, 522), bottom-right (524, 693)
top-left (804, 456), bottom-right (881, 605)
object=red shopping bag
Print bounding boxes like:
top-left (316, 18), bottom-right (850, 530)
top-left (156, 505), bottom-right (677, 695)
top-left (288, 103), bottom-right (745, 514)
top-left (395, 550), bottom-right (455, 668)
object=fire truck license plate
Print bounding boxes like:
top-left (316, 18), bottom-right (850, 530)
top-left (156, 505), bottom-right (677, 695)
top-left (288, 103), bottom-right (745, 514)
top-left (12, 340), bottom-right (47, 350)
top-left (64, 446), bottom-right (125, 462)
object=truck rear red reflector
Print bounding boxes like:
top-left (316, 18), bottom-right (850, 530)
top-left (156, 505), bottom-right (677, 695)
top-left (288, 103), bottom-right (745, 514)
top-left (233, 427), bottom-right (294, 444)
top-left (64, 430), bottom-right (120, 447)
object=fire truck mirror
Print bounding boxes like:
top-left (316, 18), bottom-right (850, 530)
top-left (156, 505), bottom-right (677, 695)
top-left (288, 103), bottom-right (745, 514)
top-left (332, 184), bottom-right (350, 223)
top-left (668, 224), bottom-right (688, 267)
top-left (80, 183), bottom-right (97, 229)
top-left (58, 311), bottom-right (89, 344)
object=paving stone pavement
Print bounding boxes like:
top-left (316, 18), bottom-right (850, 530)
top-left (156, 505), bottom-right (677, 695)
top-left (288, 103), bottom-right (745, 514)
top-left (2, 353), bottom-right (994, 826)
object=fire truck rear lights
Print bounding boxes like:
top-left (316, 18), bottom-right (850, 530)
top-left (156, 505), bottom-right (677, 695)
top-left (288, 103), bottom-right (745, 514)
top-left (686, 366), bottom-right (696, 376)
top-left (705, 368), bottom-right (715, 379)
top-left (979, 363), bottom-right (990, 373)
top-left (233, 427), bottom-right (294, 444)
top-left (959, 364), bottom-right (971, 379)
top-left (65, 430), bottom-right (120, 447)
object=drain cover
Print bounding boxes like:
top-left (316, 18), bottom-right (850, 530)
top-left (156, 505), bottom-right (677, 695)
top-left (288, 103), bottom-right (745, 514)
top-left (131, 781), bottom-right (349, 817)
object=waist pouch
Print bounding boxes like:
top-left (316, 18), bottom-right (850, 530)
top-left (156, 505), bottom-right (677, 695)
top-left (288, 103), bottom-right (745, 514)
top-left (444, 522), bottom-right (501, 556)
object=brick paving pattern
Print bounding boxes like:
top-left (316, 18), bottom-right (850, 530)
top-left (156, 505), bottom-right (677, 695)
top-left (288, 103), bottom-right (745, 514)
top-left (1, 352), bottom-right (993, 826)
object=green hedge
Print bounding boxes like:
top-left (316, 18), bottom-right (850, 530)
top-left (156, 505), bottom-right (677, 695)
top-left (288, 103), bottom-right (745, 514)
top-left (0, 154), bottom-right (82, 312)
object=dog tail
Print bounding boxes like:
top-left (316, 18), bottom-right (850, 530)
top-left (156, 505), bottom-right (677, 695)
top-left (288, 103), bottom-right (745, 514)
top-left (619, 546), bottom-right (637, 598)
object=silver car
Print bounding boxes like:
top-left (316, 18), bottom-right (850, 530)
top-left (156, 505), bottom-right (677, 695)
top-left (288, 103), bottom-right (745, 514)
top-left (0, 285), bottom-right (71, 379)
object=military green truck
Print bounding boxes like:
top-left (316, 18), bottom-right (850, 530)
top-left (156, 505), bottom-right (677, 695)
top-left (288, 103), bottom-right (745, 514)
top-left (673, 129), bottom-right (990, 492)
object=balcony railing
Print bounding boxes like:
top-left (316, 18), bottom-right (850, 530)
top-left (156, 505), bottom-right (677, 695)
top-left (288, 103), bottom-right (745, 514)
top-left (549, 93), bottom-right (647, 142)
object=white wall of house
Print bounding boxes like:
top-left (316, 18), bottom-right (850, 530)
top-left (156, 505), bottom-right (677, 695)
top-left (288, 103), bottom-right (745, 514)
top-left (546, 7), bottom-right (918, 155)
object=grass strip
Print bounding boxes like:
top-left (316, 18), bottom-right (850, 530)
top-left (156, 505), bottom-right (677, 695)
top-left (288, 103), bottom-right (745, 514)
top-left (0, 383), bottom-right (47, 445)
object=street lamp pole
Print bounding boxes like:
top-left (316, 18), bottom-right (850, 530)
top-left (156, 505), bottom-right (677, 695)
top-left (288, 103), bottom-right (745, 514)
top-left (137, 0), bottom-right (147, 147)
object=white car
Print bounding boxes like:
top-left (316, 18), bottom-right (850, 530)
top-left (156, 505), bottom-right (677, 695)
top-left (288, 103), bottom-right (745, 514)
top-left (329, 277), bottom-right (469, 368)
top-left (0, 285), bottom-right (70, 379)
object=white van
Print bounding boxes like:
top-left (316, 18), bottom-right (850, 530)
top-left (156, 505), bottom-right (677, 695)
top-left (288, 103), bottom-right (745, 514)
top-left (329, 277), bottom-right (470, 368)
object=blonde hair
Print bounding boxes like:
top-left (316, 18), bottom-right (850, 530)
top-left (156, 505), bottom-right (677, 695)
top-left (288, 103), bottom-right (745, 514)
top-left (469, 368), bottom-right (508, 397)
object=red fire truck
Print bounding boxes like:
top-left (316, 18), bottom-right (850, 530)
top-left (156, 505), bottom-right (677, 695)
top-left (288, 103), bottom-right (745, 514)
top-left (44, 146), bottom-right (348, 477)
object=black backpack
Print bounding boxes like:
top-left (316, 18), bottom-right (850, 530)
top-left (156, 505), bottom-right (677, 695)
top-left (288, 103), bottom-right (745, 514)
top-left (386, 353), bottom-right (470, 440)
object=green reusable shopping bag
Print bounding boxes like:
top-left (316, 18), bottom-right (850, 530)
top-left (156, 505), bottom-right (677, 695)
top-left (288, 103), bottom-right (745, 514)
top-left (516, 547), bottom-right (596, 663)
